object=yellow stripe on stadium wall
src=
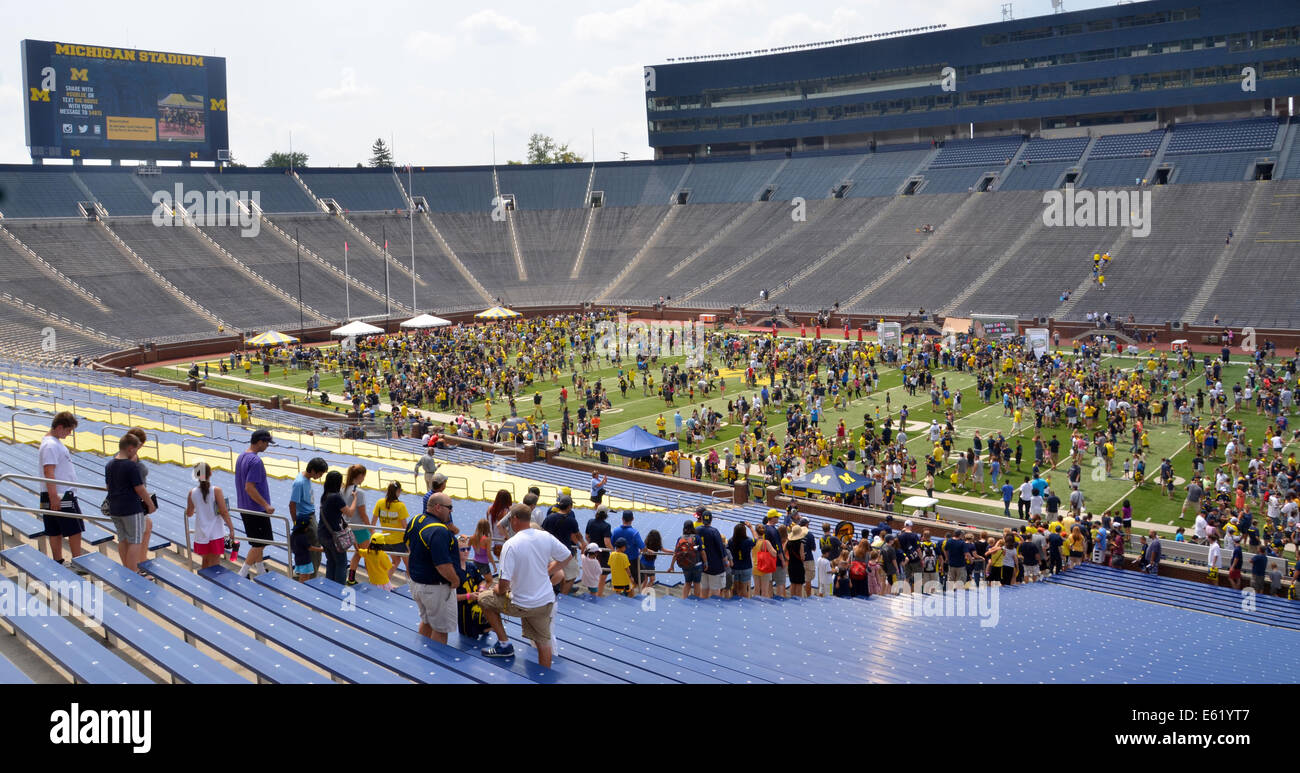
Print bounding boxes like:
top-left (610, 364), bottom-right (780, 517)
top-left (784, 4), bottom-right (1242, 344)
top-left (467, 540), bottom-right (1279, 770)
top-left (0, 416), bottom-right (657, 511)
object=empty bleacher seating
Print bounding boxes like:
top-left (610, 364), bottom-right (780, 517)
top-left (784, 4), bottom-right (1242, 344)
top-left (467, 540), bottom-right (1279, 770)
top-left (299, 171), bottom-right (407, 212)
top-left (1088, 129), bottom-right (1165, 159)
top-left (928, 135), bottom-right (1024, 168)
top-left (1019, 136), bottom-right (1090, 163)
top-left (1165, 117), bottom-right (1278, 156)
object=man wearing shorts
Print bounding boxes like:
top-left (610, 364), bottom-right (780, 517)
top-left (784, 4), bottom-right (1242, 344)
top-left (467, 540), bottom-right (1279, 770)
top-left (406, 492), bottom-right (462, 643)
top-left (39, 412), bottom-right (87, 566)
top-left (695, 511), bottom-right (728, 599)
top-left (236, 430), bottom-right (277, 578)
top-left (474, 505), bottom-right (572, 667)
top-left (540, 494), bottom-right (584, 595)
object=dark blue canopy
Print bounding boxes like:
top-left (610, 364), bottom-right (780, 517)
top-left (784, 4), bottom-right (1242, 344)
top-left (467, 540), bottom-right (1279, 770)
top-left (592, 426), bottom-right (679, 458)
top-left (790, 465), bottom-right (868, 495)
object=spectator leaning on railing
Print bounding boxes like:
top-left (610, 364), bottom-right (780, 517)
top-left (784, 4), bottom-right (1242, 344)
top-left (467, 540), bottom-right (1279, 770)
top-left (103, 432), bottom-right (156, 575)
top-left (39, 411), bottom-right (87, 567)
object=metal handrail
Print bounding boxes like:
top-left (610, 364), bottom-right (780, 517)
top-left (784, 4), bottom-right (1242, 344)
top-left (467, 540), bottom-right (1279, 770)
top-left (183, 503), bottom-right (295, 577)
top-left (180, 438), bottom-right (237, 471)
top-left (9, 412), bottom-right (51, 444)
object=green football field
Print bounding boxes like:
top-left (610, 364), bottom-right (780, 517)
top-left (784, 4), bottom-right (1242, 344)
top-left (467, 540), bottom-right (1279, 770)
top-left (148, 342), bottom-right (1295, 530)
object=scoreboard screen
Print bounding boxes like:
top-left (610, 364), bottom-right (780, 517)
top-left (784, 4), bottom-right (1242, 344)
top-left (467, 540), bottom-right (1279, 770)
top-left (21, 39), bottom-right (228, 162)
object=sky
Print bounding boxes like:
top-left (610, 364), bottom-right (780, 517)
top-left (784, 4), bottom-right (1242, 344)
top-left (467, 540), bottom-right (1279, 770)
top-left (1, 0), bottom-right (1116, 167)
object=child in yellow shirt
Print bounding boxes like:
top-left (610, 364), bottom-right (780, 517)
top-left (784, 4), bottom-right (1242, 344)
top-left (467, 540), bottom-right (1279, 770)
top-left (362, 544), bottom-right (395, 591)
top-left (609, 539), bottom-right (633, 596)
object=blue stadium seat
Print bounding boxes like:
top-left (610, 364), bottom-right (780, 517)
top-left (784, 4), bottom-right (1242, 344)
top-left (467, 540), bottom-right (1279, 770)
top-left (2, 544), bottom-right (243, 683)
top-left (254, 572), bottom-right (532, 684)
top-left (0, 575), bottom-right (150, 684)
top-left (199, 564), bottom-right (468, 684)
top-left (0, 651), bottom-right (31, 684)
top-left (141, 556), bottom-right (408, 684)
top-left (74, 552), bottom-right (329, 683)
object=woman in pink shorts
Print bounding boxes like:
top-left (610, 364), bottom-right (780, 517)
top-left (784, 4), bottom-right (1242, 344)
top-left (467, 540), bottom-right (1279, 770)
top-left (185, 462), bottom-right (236, 569)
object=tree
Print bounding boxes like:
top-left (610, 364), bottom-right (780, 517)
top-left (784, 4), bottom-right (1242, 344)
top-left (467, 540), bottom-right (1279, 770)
top-left (516, 133), bottom-right (584, 165)
top-left (369, 138), bottom-right (394, 167)
top-left (263, 151), bottom-right (309, 168)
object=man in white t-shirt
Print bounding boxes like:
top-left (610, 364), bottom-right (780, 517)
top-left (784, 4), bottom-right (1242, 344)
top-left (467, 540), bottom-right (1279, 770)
top-left (473, 506), bottom-right (572, 668)
top-left (39, 412), bottom-right (87, 565)
top-left (1207, 537), bottom-right (1222, 581)
top-left (1193, 512), bottom-right (1208, 544)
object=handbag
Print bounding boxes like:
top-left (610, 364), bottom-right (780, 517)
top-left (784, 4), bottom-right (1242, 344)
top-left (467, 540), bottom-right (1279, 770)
top-left (321, 510), bottom-right (356, 553)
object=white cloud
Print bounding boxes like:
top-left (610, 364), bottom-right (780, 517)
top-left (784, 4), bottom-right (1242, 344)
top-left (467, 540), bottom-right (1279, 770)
top-left (405, 30), bottom-right (457, 60)
top-left (458, 9), bottom-right (538, 46)
top-left (556, 65), bottom-right (644, 98)
top-left (315, 67), bottom-right (371, 101)
top-left (574, 0), bottom-right (754, 43)
top-left (762, 8), bottom-right (867, 47)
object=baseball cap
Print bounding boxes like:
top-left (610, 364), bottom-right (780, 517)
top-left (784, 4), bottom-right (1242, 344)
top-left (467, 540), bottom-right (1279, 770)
top-left (615, 537), bottom-right (628, 548)
top-left (585, 543), bottom-right (600, 554)
top-left (556, 493), bottom-right (573, 508)
top-left (904, 519), bottom-right (914, 527)
top-left (250, 429), bottom-right (274, 444)
top-left (766, 508), bottom-right (780, 521)
top-left (699, 511), bottom-right (713, 524)
top-left (431, 472), bottom-right (448, 487)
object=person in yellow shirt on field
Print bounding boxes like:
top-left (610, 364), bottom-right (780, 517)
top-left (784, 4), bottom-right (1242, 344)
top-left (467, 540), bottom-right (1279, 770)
top-left (655, 414), bottom-right (667, 438)
top-left (1012, 407), bottom-right (1023, 435)
top-left (609, 539), bottom-right (633, 596)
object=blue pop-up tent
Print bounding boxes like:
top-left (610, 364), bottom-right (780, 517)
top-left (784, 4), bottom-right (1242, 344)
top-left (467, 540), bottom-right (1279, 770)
top-left (592, 426), bottom-right (679, 459)
top-left (790, 465), bottom-right (869, 495)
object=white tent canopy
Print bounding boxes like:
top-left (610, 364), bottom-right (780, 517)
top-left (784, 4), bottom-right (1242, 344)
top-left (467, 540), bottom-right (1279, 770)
top-left (330, 321), bottom-right (385, 337)
top-left (400, 313), bottom-right (453, 329)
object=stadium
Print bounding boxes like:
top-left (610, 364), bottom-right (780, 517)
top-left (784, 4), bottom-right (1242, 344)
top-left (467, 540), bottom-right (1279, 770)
top-left (1, 0), bottom-right (1299, 692)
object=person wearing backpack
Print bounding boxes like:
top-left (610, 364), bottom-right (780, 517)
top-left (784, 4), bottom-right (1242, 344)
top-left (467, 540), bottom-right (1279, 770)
top-left (819, 522), bottom-right (842, 564)
top-left (669, 521), bottom-right (702, 599)
top-left (753, 525), bottom-right (778, 598)
top-left (728, 522), bottom-right (757, 598)
top-left (848, 542), bottom-right (871, 597)
top-left (918, 535), bottom-right (939, 594)
top-left (897, 520), bottom-right (923, 593)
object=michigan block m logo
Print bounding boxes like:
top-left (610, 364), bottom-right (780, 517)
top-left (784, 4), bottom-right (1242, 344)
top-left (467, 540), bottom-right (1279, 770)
top-left (70, 68), bottom-right (88, 81)
top-left (29, 88), bottom-right (50, 102)
top-left (210, 98), bottom-right (226, 111)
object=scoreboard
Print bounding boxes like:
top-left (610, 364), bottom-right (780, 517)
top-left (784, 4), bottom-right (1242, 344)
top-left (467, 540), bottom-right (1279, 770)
top-left (21, 39), bottom-right (228, 162)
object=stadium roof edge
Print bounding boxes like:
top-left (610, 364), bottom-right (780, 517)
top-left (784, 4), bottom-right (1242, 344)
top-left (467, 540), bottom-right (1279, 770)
top-left (649, 0), bottom-right (1167, 69)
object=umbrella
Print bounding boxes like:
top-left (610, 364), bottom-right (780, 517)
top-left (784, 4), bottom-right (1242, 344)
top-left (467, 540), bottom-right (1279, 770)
top-left (475, 306), bottom-right (522, 320)
top-left (495, 416), bottom-right (534, 443)
top-left (400, 314), bottom-right (452, 329)
top-left (790, 464), bottom-right (869, 495)
top-left (245, 330), bottom-right (299, 346)
top-left (330, 321), bottom-right (384, 337)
